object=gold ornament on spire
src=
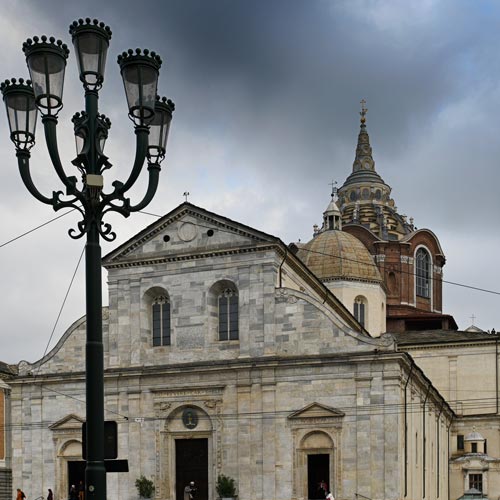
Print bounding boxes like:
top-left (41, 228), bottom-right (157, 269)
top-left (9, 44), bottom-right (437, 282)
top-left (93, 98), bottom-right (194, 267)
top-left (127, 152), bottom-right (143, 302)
top-left (360, 99), bottom-right (368, 124)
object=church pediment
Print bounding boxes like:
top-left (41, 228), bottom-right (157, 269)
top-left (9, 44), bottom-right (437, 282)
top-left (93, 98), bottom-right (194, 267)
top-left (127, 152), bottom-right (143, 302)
top-left (49, 414), bottom-right (84, 431)
top-left (103, 202), bottom-right (279, 267)
top-left (288, 402), bottom-right (345, 420)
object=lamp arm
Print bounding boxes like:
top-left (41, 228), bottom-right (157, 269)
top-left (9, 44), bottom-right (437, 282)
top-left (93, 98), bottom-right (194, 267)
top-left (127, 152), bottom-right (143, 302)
top-left (116, 126), bottom-right (149, 195)
top-left (128, 163), bottom-right (161, 213)
top-left (42, 115), bottom-right (79, 194)
top-left (17, 150), bottom-right (54, 206)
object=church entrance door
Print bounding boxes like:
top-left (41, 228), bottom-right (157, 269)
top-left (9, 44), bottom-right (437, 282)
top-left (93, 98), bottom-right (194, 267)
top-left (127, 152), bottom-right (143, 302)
top-left (175, 438), bottom-right (208, 500)
top-left (67, 460), bottom-right (85, 497)
top-left (307, 453), bottom-right (330, 499)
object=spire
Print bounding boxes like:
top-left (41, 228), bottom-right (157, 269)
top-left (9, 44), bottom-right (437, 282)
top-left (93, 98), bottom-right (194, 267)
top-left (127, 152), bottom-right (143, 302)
top-left (353, 99), bottom-right (375, 173)
top-left (337, 101), bottom-right (410, 240)
top-left (322, 181), bottom-right (341, 231)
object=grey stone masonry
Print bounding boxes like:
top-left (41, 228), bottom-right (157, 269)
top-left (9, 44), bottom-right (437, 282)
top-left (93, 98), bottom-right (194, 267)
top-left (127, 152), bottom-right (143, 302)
top-left (7, 203), bottom-right (453, 500)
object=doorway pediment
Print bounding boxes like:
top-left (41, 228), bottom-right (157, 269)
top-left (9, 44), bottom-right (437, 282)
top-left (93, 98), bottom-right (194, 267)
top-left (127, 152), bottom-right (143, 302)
top-left (49, 414), bottom-right (84, 432)
top-left (288, 402), bottom-right (345, 421)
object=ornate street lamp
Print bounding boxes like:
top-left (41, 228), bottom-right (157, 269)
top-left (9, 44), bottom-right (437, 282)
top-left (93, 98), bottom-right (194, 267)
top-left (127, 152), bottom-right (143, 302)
top-left (1, 17), bottom-right (174, 500)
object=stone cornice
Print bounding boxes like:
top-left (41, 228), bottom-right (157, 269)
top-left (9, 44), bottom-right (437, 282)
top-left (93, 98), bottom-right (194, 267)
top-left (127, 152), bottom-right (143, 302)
top-left (104, 243), bottom-right (277, 270)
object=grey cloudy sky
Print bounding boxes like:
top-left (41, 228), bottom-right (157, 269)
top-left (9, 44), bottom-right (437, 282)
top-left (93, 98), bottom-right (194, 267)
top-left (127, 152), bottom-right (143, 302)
top-left (1, 0), bottom-right (499, 363)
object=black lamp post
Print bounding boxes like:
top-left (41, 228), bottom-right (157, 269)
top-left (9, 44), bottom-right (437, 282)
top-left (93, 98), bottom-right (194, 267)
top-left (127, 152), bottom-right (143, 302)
top-left (1, 18), bottom-right (174, 500)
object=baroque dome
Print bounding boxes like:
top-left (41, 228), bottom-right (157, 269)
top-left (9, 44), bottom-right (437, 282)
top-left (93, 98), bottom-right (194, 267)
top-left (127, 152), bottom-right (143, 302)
top-left (297, 230), bottom-right (382, 283)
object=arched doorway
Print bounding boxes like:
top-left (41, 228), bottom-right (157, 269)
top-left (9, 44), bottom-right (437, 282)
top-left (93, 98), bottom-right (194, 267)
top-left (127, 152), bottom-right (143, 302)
top-left (57, 440), bottom-right (84, 498)
top-left (158, 403), bottom-right (215, 500)
top-left (293, 430), bottom-right (336, 500)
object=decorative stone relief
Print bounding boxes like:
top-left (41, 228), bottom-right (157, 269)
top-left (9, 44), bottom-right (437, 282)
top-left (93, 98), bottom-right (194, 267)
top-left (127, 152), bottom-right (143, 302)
top-left (275, 288), bottom-right (298, 304)
top-left (401, 255), bottom-right (415, 265)
top-left (177, 221), bottom-right (198, 242)
top-left (155, 401), bottom-right (172, 418)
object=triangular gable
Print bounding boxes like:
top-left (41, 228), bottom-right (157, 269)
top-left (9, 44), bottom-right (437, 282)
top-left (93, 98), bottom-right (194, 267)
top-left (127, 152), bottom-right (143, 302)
top-left (102, 202), bottom-right (367, 335)
top-left (49, 414), bottom-right (84, 431)
top-left (103, 202), bottom-right (279, 267)
top-left (288, 402), bottom-right (345, 420)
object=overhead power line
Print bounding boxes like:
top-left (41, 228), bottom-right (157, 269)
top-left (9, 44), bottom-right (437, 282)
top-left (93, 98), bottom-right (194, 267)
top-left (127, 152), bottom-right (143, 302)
top-left (2, 395), bottom-right (497, 432)
top-left (1, 208), bottom-right (498, 297)
top-left (0, 209), bottom-right (75, 249)
top-left (33, 245), bottom-right (85, 381)
top-left (138, 210), bottom-right (500, 297)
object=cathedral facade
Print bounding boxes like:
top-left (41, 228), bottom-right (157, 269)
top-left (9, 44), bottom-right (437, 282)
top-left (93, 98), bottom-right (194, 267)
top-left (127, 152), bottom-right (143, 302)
top-left (1, 201), bottom-right (452, 500)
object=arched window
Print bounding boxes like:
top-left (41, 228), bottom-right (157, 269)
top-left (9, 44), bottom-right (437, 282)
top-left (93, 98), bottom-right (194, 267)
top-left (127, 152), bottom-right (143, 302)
top-left (152, 295), bottom-right (171, 346)
top-left (353, 296), bottom-right (367, 328)
top-left (218, 287), bottom-right (238, 341)
top-left (416, 248), bottom-right (431, 298)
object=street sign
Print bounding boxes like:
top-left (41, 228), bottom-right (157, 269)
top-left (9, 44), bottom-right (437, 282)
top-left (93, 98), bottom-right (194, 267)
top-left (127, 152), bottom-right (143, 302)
top-left (82, 421), bottom-right (118, 460)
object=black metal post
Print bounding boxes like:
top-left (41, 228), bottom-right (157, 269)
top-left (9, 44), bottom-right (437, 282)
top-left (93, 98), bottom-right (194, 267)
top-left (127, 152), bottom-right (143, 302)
top-left (85, 222), bottom-right (106, 499)
top-left (84, 88), bottom-right (106, 500)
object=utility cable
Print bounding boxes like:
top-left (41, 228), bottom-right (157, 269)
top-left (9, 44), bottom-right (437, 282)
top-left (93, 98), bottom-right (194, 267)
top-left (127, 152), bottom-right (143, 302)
top-left (0, 209), bottom-right (75, 249)
top-left (33, 245), bottom-right (85, 381)
top-left (138, 210), bottom-right (500, 297)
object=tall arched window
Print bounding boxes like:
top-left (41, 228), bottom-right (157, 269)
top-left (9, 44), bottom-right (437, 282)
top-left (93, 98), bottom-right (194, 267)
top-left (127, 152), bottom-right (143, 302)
top-left (218, 287), bottom-right (238, 341)
top-left (353, 296), bottom-right (367, 328)
top-left (416, 248), bottom-right (431, 298)
top-left (152, 295), bottom-right (171, 346)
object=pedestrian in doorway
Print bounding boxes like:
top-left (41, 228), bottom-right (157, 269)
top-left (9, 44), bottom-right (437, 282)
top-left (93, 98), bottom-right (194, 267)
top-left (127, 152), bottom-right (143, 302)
top-left (78, 481), bottom-right (84, 500)
top-left (16, 489), bottom-right (26, 500)
top-left (47, 489), bottom-right (53, 500)
top-left (69, 484), bottom-right (78, 500)
top-left (326, 491), bottom-right (335, 500)
top-left (318, 479), bottom-right (328, 498)
top-left (184, 481), bottom-right (196, 500)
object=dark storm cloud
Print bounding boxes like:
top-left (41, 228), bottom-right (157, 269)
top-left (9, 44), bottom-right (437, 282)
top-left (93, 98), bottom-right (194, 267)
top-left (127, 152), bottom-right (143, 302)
top-left (1, 0), bottom-right (500, 362)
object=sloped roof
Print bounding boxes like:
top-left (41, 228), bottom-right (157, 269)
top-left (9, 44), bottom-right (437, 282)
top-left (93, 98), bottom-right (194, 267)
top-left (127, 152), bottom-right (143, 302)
top-left (103, 201), bottom-right (280, 265)
top-left (392, 330), bottom-right (498, 346)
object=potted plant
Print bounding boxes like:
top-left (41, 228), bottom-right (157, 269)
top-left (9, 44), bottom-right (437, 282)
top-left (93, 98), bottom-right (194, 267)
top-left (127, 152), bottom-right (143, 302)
top-left (216, 474), bottom-right (237, 500)
top-left (135, 475), bottom-right (155, 499)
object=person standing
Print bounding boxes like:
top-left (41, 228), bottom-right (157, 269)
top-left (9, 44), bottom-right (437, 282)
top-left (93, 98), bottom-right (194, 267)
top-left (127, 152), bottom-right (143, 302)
top-left (326, 491), bottom-right (335, 500)
top-left (16, 489), bottom-right (26, 500)
top-left (47, 489), bottom-right (53, 500)
top-left (78, 481), bottom-right (85, 500)
top-left (318, 479), bottom-right (328, 498)
top-left (69, 484), bottom-right (78, 500)
top-left (183, 481), bottom-right (196, 500)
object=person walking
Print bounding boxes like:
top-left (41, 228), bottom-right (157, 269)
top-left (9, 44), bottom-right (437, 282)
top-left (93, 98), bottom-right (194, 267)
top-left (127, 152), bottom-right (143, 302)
top-left (16, 489), bottom-right (26, 500)
top-left (326, 491), bottom-right (335, 500)
top-left (47, 489), bottom-right (53, 500)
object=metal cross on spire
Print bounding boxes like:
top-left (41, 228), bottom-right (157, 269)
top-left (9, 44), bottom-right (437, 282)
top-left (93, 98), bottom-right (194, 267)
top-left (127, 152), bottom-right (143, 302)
top-left (470, 313), bottom-right (476, 326)
top-left (360, 99), bottom-right (368, 124)
top-left (329, 180), bottom-right (338, 199)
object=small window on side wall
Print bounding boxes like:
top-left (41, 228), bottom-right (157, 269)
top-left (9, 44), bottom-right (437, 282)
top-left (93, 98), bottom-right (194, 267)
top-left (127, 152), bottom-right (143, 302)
top-left (218, 288), bottom-right (238, 341)
top-left (354, 296), bottom-right (367, 328)
top-left (469, 473), bottom-right (483, 492)
top-left (152, 295), bottom-right (171, 346)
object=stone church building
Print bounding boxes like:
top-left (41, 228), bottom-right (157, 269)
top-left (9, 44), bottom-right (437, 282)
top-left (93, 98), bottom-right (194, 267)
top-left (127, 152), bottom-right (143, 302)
top-left (0, 107), bottom-right (497, 500)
